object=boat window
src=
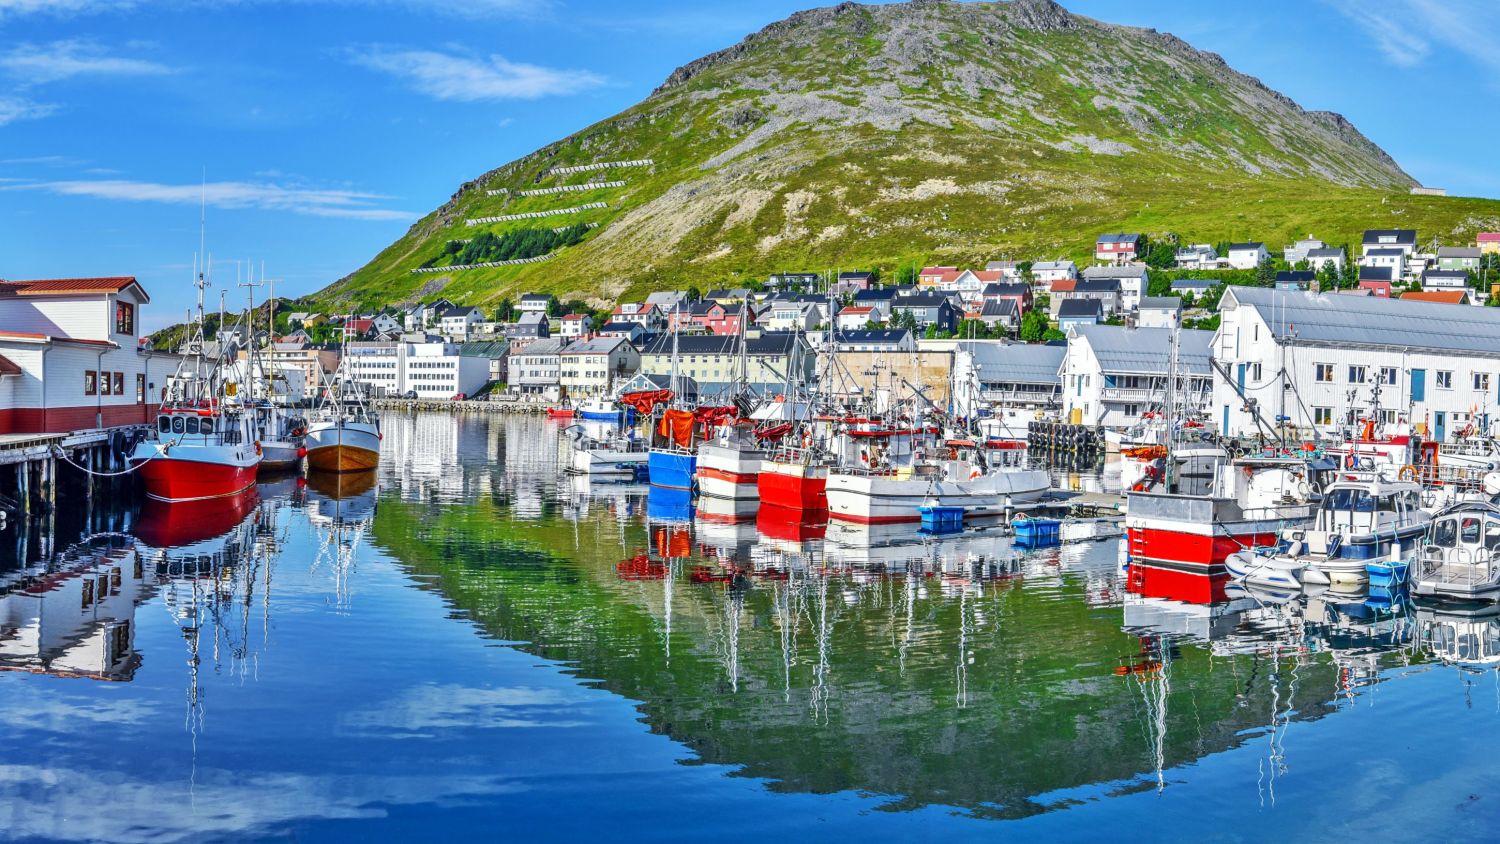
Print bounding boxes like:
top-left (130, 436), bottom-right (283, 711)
top-left (1434, 518), bottom-right (1458, 548)
top-left (201, 417), bottom-right (214, 434)
top-left (1325, 488), bottom-right (1375, 512)
top-left (186, 417), bottom-right (200, 434)
top-left (1462, 517), bottom-right (1482, 545)
top-left (171, 416), bottom-right (185, 434)
top-left (158, 416), bottom-right (170, 434)
top-left (1486, 520), bottom-right (1500, 551)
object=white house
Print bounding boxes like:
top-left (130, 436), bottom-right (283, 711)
top-left (506, 337), bottom-right (569, 396)
top-left (0, 276), bottom-right (180, 435)
top-left (1082, 264), bottom-right (1149, 312)
top-left (371, 313), bottom-right (402, 336)
top-left (830, 329), bottom-right (915, 353)
top-left (1225, 242), bottom-right (1270, 270)
top-left (518, 294), bottom-right (553, 315)
top-left (836, 305), bottom-right (880, 331)
top-left (559, 313), bottom-right (593, 338)
top-left (1306, 246), bottom-right (1346, 273)
top-left (1283, 236), bottom-right (1326, 266)
top-left (1361, 248), bottom-right (1406, 280)
top-left (558, 336), bottom-right (640, 397)
top-left (1136, 296), bottom-right (1183, 329)
top-left (1030, 260), bottom-right (1078, 289)
top-left (761, 300), bottom-right (819, 333)
top-left (439, 306), bottom-right (484, 339)
top-left (1422, 269), bottom-right (1470, 292)
top-left (1213, 286), bottom-right (1500, 442)
top-left (1362, 229), bottom-right (1418, 258)
top-left (1060, 324), bottom-right (1214, 428)
top-left (1175, 244), bottom-right (1222, 270)
top-left (950, 342), bottom-right (1065, 438)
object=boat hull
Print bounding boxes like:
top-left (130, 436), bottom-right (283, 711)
top-left (825, 470), bottom-right (1049, 524)
top-left (695, 443), bottom-right (764, 502)
top-left (305, 423), bottom-right (381, 473)
top-left (130, 444), bottom-right (261, 503)
top-left (648, 449), bottom-right (696, 491)
top-left (568, 447), bottom-right (648, 476)
top-left (1125, 492), bottom-right (1315, 574)
top-left (758, 459), bottom-right (828, 511)
top-left (258, 440), bottom-right (304, 471)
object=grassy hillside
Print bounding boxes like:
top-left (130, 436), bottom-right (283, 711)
top-left (314, 0), bottom-right (1500, 311)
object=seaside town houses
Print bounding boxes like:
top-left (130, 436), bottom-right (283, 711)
top-left (0, 276), bottom-right (179, 435)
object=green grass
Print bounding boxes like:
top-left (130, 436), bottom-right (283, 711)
top-left (308, 0), bottom-right (1500, 313)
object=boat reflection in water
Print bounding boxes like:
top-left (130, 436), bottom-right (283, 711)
top-left (305, 470), bottom-right (378, 608)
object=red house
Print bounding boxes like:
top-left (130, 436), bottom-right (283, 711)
top-left (1357, 279), bottom-right (1393, 298)
top-left (681, 301), bottom-right (753, 336)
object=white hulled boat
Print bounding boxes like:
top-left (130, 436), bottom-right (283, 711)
top-left (306, 328), bottom-right (381, 474)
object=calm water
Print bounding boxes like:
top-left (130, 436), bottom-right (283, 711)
top-left (3, 413), bottom-right (1499, 842)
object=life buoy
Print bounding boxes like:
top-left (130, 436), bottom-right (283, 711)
top-left (1398, 464), bottom-right (1418, 482)
top-left (254, 441), bottom-right (262, 456)
top-left (948, 448), bottom-right (959, 460)
top-left (969, 466), bottom-right (982, 480)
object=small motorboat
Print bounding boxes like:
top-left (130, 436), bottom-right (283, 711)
top-left (1227, 474), bottom-right (1429, 590)
top-left (1410, 500), bottom-right (1500, 603)
top-left (546, 406), bottom-right (576, 420)
top-left (563, 425), bottom-right (648, 477)
top-left (578, 395), bottom-right (634, 424)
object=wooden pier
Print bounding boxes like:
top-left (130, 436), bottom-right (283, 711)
top-left (0, 426), bottom-right (144, 562)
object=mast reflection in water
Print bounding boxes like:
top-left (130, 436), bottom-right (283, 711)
top-left (3, 412), bottom-right (1500, 841)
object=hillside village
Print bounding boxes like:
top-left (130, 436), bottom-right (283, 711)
top-left (159, 224), bottom-right (1500, 444)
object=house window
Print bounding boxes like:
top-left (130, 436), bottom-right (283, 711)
top-left (1438, 370), bottom-right (1454, 389)
top-left (1314, 406), bottom-right (1333, 426)
top-left (1348, 365), bottom-right (1366, 384)
top-left (115, 302), bottom-right (135, 335)
top-left (113, 372), bottom-right (124, 395)
top-left (1251, 363), bottom-right (1263, 382)
top-left (136, 374), bottom-right (145, 402)
top-left (1315, 363), bottom-right (1334, 383)
top-left (85, 371), bottom-right (97, 395)
top-left (1380, 367), bottom-right (1398, 385)
top-left (99, 371), bottom-right (111, 395)
top-left (1475, 373), bottom-right (1491, 392)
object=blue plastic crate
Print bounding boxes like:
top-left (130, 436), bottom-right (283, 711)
top-left (920, 506), bottom-right (965, 534)
top-left (1012, 517), bottom-right (1061, 548)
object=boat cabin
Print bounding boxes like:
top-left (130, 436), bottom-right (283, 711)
top-left (1413, 501), bottom-right (1500, 603)
top-left (1279, 478), bottom-right (1425, 561)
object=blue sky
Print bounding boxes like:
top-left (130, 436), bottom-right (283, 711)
top-left (0, 0), bottom-right (1495, 330)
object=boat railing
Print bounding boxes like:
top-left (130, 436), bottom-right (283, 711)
top-left (1419, 546), bottom-right (1500, 587)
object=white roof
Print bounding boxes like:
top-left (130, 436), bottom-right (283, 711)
top-left (1225, 285), bottom-right (1500, 355)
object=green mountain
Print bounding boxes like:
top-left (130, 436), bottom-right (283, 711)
top-left (317, 0), bottom-right (1500, 311)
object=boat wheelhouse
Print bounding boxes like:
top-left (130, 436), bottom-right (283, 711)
top-left (1411, 500), bottom-right (1500, 603)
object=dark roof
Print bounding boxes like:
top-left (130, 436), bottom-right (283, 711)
top-left (1365, 248), bottom-right (1406, 257)
top-left (980, 299), bottom-right (1018, 317)
top-left (1306, 247), bottom-right (1344, 258)
top-left (853, 288), bottom-right (898, 302)
top-left (1138, 296), bottom-right (1183, 311)
top-left (838, 271), bottom-right (875, 281)
top-left (1058, 298), bottom-right (1104, 318)
top-left (981, 282), bottom-right (1030, 296)
top-left (1423, 269), bottom-right (1469, 281)
top-left (599, 320), bottom-right (640, 332)
top-left (1073, 279), bottom-right (1122, 293)
top-left (1357, 266), bottom-right (1395, 281)
top-left (519, 293), bottom-right (553, 302)
top-left (642, 331), bottom-right (800, 356)
top-left (893, 292), bottom-right (954, 308)
top-left (1276, 271), bottom-right (1316, 282)
top-left (1169, 278), bottom-right (1216, 290)
top-left (835, 329), bottom-right (911, 345)
top-left (1362, 229), bottom-right (1417, 245)
top-left (1227, 242), bottom-right (1265, 251)
top-left (1096, 233), bottom-right (1141, 245)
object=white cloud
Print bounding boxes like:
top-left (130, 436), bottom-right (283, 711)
top-left (342, 684), bottom-right (594, 736)
top-left (0, 96), bottom-right (57, 125)
top-left (0, 39), bottom-right (173, 83)
top-left (350, 46), bottom-right (604, 101)
top-left (1327, 0), bottom-right (1500, 77)
top-left (3, 178), bottom-right (415, 220)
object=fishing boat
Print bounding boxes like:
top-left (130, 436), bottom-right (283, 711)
top-left (545, 406), bottom-right (577, 420)
top-left (254, 402), bottom-right (306, 471)
top-left (1410, 499), bottom-right (1500, 603)
top-left (305, 337), bottom-right (381, 473)
top-left (130, 258), bottom-right (262, 501)
top-left (577, 395), bottom-right (634, 424)
top-left (562, 424), bottom-right (648, 477)
top-left (1226, 475), bottom-right (1429, 589)
top-left (826, 436), bottom-right (1049, 524)
top-left (1125, 455), bottom-right (1324, 592)
top-left (696, 418), bottom-right (765, 503)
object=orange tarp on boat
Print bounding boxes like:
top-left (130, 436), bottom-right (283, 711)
top-left (658, 408), bottom-right (696, 447)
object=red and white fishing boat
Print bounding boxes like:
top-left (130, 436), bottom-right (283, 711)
top-left (826, 435), bottom-right (1049, 524)
top-left (1124, 455), bottom-right (1322, 581)
top-left (129, 259), bottom-right (261, 501)
top-left (305, 323), bottom-right (382, 474)
top-left (695, 419), bottom-right (765, 502)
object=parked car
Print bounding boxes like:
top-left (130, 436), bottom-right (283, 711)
top-left (452, 392), bottom-right (467, 401)
top-left (402, 390), bottom-right (417, 399)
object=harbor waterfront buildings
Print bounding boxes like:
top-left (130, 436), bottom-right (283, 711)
top-left (344, 337), bottom-right (489, 398)
top-left (1212, 286), bottom-right (1500, 441)
top-left (0, 276), bottom-right (179, 435)
top-left (1060, 324), bottom-right (1213, 428)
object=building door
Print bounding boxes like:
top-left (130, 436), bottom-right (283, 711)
top-left (1410, 369), bottom-right (1425, 403)
top-left (1236, 364), bottom-right (1246, 390)
top-left (1435, 411), bottom-right (1446, 443)
top-left (1222, 404), bottom-right (1230, 434)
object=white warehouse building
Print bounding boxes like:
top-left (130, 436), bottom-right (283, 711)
top-left (1060, 324), bottom-right (1214, 428)
top-left (1214, 286), bottom-right (1500, 442)
top-left (344, 339), bottom-right (490, 399)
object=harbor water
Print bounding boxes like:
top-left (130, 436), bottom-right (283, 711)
top-left (4, 412), bottom-right (1500, 842)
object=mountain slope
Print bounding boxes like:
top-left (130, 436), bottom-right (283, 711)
top-left (318, 0), bottom-right (1500, 310)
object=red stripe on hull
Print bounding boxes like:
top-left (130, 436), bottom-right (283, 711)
top-left (758, 470), bottom-right (827, 511)
top-left (1127, 526), bottom-right (1278, 569)
top-left (135, 458), bottom-right (258, 502)
top-left (696, 466), bottom-right (758, 485)
top-left (828, 512), bottom-right (920, 525)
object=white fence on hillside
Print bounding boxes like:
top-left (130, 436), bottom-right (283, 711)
top-left (412, 252), bottom-right (557, 273)
top-left (466, 202), bottom-right (607, 226)
top-left (517, 181), bottom-right (626, 197)
top-left (548, 159), bottom-right (653, 176)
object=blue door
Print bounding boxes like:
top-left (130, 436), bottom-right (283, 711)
top-left (1236, 364), bottom-right (1246, 390)
top-left (1411, 369), bottom-right (1426, 402)
top-left (1222, 404), bottom-right (1230, 434)
top-left (1435, 411), bottom-right (1446, 442)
